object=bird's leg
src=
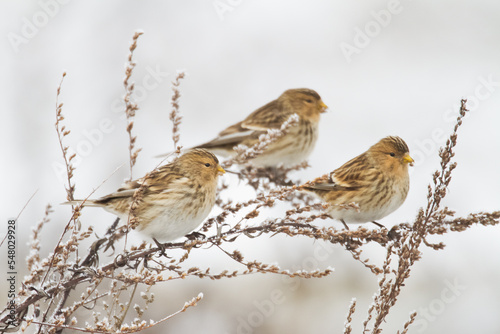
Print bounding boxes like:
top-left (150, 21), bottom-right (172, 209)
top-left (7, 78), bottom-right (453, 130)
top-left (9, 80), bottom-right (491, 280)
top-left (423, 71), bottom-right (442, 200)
top-left (152, 238), bottom-right (170, 258)
top-left (340, 219), bottom-right (350, 230)
top-left (371, 221), bottom-right (385, 229)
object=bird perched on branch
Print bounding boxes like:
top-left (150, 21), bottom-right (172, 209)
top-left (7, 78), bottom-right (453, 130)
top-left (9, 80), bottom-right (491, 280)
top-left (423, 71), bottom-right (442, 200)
top-left (64, 149), bottom-right (225, 241)
top-left (299, 136), bottom-right (414, 228)
top-left (159, 88), bottom-right (328, 167)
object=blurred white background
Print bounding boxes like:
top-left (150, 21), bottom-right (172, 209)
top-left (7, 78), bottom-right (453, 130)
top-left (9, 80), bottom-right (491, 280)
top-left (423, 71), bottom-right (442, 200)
top-left (1, 0), bottom-right (500, 333)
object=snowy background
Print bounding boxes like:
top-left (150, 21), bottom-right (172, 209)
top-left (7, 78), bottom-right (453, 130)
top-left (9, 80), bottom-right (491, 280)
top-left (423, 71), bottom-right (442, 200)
top-left (1, 0), bottom-right (500, 333)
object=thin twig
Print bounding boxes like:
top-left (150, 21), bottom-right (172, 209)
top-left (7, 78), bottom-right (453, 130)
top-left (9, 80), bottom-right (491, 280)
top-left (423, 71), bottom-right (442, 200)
top-left (170, 71), bottom-right (185, 154)
top-left (123, 31), bottom-right (144, 180)
top-left (0, 189), bottom-right (38, 248)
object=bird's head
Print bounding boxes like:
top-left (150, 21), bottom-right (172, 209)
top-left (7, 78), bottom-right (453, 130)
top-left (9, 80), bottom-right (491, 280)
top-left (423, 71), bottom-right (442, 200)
top-left (279, 88), bottom-right (328, 122)
top-left (177, 148), bottom-right (225, 182)
top-left (369, 136), bottom-right (414, 173)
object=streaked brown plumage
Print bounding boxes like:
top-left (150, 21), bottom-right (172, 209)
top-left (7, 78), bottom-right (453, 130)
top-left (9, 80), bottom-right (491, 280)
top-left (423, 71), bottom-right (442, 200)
top-left (160, 88), bottom-right (327, 167)
top-left (65, 149), bottom-right (225, 241)
top-left (300, 136), bottom-right (414, 228)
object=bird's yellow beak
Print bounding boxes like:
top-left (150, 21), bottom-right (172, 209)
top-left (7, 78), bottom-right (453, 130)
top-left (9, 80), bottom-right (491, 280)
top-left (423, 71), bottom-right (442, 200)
top-left (217, 165), bottom-right (226, 175)
top-left (403, 154), bottom-right (414, 166)
top-left (319, 101), bottom-right (328, 113)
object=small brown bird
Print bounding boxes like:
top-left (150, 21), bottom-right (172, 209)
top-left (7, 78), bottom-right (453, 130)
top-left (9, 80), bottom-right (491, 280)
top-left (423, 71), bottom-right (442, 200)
top-left (300, 136), bottom-right (414, 228)
top-left (65, 149), bottom-right (225, 241)
top-left (160, 88), bottom-right (328, 167)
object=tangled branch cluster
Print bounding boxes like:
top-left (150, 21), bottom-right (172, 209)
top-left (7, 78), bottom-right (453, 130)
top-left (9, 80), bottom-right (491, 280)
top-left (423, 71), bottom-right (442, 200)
top-left (1, 33), bottom-right (498, 334)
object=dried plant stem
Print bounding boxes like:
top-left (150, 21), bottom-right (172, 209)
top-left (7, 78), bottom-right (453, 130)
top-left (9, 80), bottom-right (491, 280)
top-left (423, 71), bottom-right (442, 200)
top-left (54, 72), bottom-right (76, 202)
top-left (398, 311), bottom-right (417, 334)
top-left (343, 298), bottom-right (356, 334)
top-left (115, 282), bottom-right (138, 330)
top-left (26, 204), bottom-right (52, 273)
top-left (123, 31), bottom-right (144, 180)
top-left (0, 189), bottom-right (38, 248)
top-left (31, 168), bottom-right (121, 333)
top-left (11, 205), bottom-right (497, 327)
top-left (170, 71), bottom-right (185, 153)
top-left (40, 72), bottom-right (76, 288)
top-left (421, 100), bottom-right (468, 225)
top-left (29, 293), bottom-right (202, 334)
top-left (365, 99), bottom-right (471, 333)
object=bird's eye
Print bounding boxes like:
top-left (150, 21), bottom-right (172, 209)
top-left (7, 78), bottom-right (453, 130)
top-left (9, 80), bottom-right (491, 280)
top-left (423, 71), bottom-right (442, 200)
top-left (389, 152), bottom-right (396, 157)
top-left (204, 163), bottom-right (211, 167)
top-left (305, 99), bottom-right (313, 103)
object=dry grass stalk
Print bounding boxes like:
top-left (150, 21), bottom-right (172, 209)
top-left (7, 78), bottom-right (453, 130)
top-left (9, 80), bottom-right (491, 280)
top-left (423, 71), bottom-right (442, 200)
top-left (54, 72), bottom-right (75, 202)
top-left (28, 293), bottom-right (202, 334)
top-left (169, 71), bottom-right (185, 154)
top-left (398, 311), bottom-right (417, 334)
top-left (343, 298), bottom-right (356, 334)
top-left (356, 99), bottom-right (499, 334)
top-left (123, 31), bottom-right (144, 180)
top-left (0, 189), bottom-right (38, 248)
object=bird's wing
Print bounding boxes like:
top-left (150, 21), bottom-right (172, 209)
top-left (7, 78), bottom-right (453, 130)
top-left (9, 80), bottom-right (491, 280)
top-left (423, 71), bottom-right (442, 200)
top-left (304, 153), bottom-right (375, 191)
top-left (197, 99), bottom-right (290, 149)
top-left (302, 174), bottom-right (337, 191)
top-left (197, 121), bottom-right (257, 148)
top-left (95, 164), bottom-right (182, 203)
top-left (238, 99), bottom-right (291, 131)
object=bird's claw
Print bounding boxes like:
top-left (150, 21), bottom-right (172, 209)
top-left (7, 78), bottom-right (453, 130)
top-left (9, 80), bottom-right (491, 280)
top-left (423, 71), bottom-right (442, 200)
top-left (152, 238), bottom-right (171, 258)
top-left (185, 231), bottom-right (206, 240)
